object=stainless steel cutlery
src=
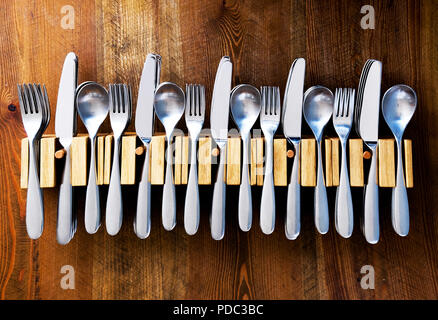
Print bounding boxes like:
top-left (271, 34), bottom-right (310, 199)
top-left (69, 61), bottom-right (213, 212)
top-left (210, 56), bottom-right (233, 240)
top-left (260, 86), bottom-right (281, 235)
top-left (106, 84), bottom-right (132, 236)
top-left (134, 53), bottom-right (161, 239)
top-left (282, 58), bottom-right (306, 240)
top-left (18, 83), bottom-right (50, 239)
top-left (184, 84), bottom-right (205, 235)
top-left (333, 88), bottom-right (355, 238)
top-left (55, 52), bottom-right (78, 245)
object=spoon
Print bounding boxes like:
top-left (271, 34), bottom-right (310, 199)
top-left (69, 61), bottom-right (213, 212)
top-left (230, 84), bottom-right (261, 232)
top-left (154, 82), bottom-right (185, 231)
top-left (382, 84), bottom-right (417, 236)
top-left (76, 82), bottom-right (109, 234)
top-left (303, 86), bottom-right (334, 234)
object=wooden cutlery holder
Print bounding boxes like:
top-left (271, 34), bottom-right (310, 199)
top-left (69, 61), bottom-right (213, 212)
top-left (20, 133), bottom-right (414, 189)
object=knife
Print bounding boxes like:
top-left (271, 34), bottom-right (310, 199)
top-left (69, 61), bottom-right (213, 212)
top-left (282, 58), bottom-right (306, 240)
top-left (55, 52), bottom-right (78, 245)
top-left (134, 53), bottom-right (161, 239)
top-left (210, 56), bottom-right (232, 240)
top-left (359, 59), bottom-right (382, 244)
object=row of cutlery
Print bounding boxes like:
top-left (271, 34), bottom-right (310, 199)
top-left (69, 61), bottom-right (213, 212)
top-left (19, 53), bottom-right (416, 245)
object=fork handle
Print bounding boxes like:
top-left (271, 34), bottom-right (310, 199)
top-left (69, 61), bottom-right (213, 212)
top-left (162, 134), bottom-right (176, 231)
top-left (26, 139), bottom-right (44, 239)
top-left (314, 139), bottom-right (329, 234)
top-left (335, 140), bottom-right (353, 238)
top-left (286, 140), bottom-right (300, 239)
top-left (84, 136), bottom-right (101, 234)
top-left (392, 138), bottom-right (409, 236)
top-left (57, 146), bottom-right (74, 245)
top-left (260, 137), bottom-right (275, 234)
top-left (363, 143), bottom-right (379, 244)
top-left (211, 147), bottom-right (226, 240)
top-left (184, 137), bottom-right (200, 235)
top-left (239, 135), bottom-right (252, 232)
top-left (106, 136), bottom-right (123, 236)
top-left (134, 142), bottom-right (151, 239)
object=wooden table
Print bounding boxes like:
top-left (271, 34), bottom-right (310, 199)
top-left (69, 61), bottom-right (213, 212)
top-left (0, 0), bottom-right (437, 300)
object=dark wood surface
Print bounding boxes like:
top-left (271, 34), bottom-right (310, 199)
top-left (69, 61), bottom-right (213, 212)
top-left (0, 0), bottom-right (437, 299)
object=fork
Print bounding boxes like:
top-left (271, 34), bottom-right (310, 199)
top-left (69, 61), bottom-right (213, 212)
top-left (333, 88), bottom-right (355, 238)
top-left (18, 83), bottom-right (49, 239)
top-left (184, 84), bottom-right (205, 235)
top-left (105, 84), bottom-right (132, 236)
top-left (260, 86), bottom-right (280, 235)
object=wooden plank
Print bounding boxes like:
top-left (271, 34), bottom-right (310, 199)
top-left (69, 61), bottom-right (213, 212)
top-left (325, 139), bottom-right (333, 187)
top-left (349, 139), bottom-right (364, 187)
top-left (378, 139), bottom-right (396, 187)
top-left (198, 137), bottom-right (211, 185)
top-left (96, 135), bottom-right (105, 186)
top-left (20, 138), bottom-right (29, 189)
top-left (404, 139), bottom-right (413, 188)
top-left (273, 139), bottom-right (287, 187)
top-left (120, 135), bottom-right (137, 185)
top-left (150, 135), bottom-right (165, 185)
top-left (104, 135), bottom-right (113, 185)
top-left (226, 137), bottom-right (241, 185)
top-left (181, 136), bottom-right (189, 184)
top-left (301, 139), bottom-right (316, 187)
top-left (256, 138), bottom-right (264, 186)
top-left (40, 137), bottom-right (56, 188)
top-left (331, 138), bottom-right (340, 186)
top-left (174, 135), bottom-right (182, 185)
top-left (71, 135), bottom-right (88, 187)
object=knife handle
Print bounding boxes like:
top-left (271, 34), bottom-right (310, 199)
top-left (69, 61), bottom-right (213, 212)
top-left (105, 136), bottom-right (123, 236)
top-left (134, 143), bottom-right (151, 239)
top-left (314, 139), bottom-right (329, 234)
top-left (238, 135), bottom-right (252, 232)
top-left (392, 138), bottom-right (409, 236)
top-left (57, 146), bottom-right (74, 245)
top-left (260, 137), bottom-right (275, 235)
top-left (285, 140), bottom-right (300, 239)
top-left (84, 136), bottom-right (101, 234)
top-left (162, 135), bottom-right (176, 231)
top-left (363, 143), bottom-right (379, 244)
top-left (26, 139), bottom-right (44, 239)
top-left (211, 147), bottom-right (226, 240)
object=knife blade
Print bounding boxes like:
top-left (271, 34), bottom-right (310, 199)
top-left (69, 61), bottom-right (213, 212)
top-left (55, 52), bottom-right (78, 245)
top-left (134, 53), bottom-right (161, 239)
top-left (135, 53), bottom-right (161, 142)
top-left (282, 58), bottom-right (306, 240)
top-left (210, 56), bottom-right (232, 240)
top-left (210, 56), bottom-right (232, 146)
top-left (359, 60), bottom-right (382, 142)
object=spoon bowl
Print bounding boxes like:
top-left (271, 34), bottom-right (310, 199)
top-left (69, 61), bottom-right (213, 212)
top-left (303, 86), bottom-right (334, 139)
top-left (154, 82), bottom-right (185, 133)
top-left (76, 82), bottom-right (109, 135)
top-left (230, 84), bottom-right (261, 134)
top-left (382, 84), bottom-right (417, 139)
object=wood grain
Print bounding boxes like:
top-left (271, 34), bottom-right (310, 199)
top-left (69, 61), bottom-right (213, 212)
top-left (1, 0), bottom-right (437, 300)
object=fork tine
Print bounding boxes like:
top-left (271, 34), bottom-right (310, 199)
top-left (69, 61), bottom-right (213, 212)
top-left (275, 87), bottom-right (280, 115)
top-left (25, 84), bottom-right (36, 114)
top-left (196, 85), bottom-right (201, 116)
top-left (191, 84), bottom-right (196, 116)
top-left (109, 84), bottom-right (115, 113)
top-left (32, 84), bottom-right (43, 115)
top-left (185, 84), bottom-right (190, 117)
top-left (17, 84), bottom-right (27, 115)
top-left (200, 85), bottom-right (205, 116)
top-left (122, 84), bottom-right (129, 113)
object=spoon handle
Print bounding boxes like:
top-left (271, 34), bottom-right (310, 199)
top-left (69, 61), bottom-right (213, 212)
top-left (162, 135), bottom-right (176, 231)
top-left (363, 142), bottom-right (379, 244)
top-left (392, 138), bottom-right (409, 236)
top-left (335, 140), bottom-right (353, 238)
top-left (26, 139), bottom-right (44, 239)
top-left (57, 145), bottom-right (74, 245)
top-left (84, 136), bottom-right (101, 234)
top-left (314, 139), bottom-right (329, 234)
top-left (106, 136), bottom-right (123, 236)
top-left (184, 136), bottom-right (200, 235)
top-left (285, 139), bottom-right (300, 239)
top-left (238, 135), bottom-right (252, 232)
top-left (211, 146), bottom-right (226, 240)
top-left (134, 142), bottom-right (151, 239)
top-left (260, 136), bottom-right (275, 234)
